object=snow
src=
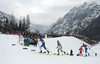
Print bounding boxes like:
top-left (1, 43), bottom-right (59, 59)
top-left (0, 34), bottom-right (100, 64)
top-left (49, 2), bottom-right (100, 34)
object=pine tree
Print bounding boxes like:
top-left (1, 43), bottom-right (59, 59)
top-left (19, 17), bottom-right (22, 31)
top-left (15, 23), bottom-right (18, 32)
top-left (0, 19), bottom-right (2, 31)
top-left (4, 18), bottom-right (9, 32)
top-left (22, 17), bottom-right (26, 31)
top-left (7, 21), bottom-right (10, 32)
top-left (26, 15), bottom-right (30, 29)
top-left (9, 21), bottom-right (12, 33)
top-left (10, 12), bottom-right (16, 32)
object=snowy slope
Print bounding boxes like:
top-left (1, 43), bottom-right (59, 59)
top-left (0, 34), bottom-right (100, 64)
top-left (48, 2), bottom-right (100, 34)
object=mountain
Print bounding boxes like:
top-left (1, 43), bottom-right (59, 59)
top-left (47, 2), bottom-right (100, 35)
top-left (79, 15), bottom-right (100, 41)
top-left (0, 11), bottom-right (11, 22)
top-left (0, 11), bottom-right (19, 24)
top-left (0, 11), bottom-right (7, 22)
top-left (0, 11), bottom-right (20, 33)
top-left (29, 23), bottom-right (50, 33)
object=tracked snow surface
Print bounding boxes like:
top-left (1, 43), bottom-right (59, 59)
top-left (0, 34), bottom-right (100, 64)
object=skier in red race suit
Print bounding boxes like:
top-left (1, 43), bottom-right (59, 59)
top-left (79, 46), bottom-right (84, 56)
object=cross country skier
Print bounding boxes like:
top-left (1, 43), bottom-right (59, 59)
top-left (56, 40), bottom-right (66, 55)
top-left (79, 46), bottom-right (84, 56)
top-left (82, 43), bottom-right (90, 56)
top-left (38, 38), bottom-right (49, 54)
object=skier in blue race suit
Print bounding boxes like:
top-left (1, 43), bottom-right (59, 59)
top-left (82, 43), bottom-right (90, 56)
top-left (39, 38), bottom-right (49, 53)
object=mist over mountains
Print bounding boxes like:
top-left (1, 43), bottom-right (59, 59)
top-left (29, 24), bottom-right (49, 33)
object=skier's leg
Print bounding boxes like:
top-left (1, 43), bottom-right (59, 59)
top-left (61, 49), bottom-right (66, 55)
top-left (80, 51), bottom-right (82, 56)
top-left (43, 45), bottom-right (47, 50)
top-left (43, 44), bottom-right (49, 53)
top-left (39, 45), bottom-right (43, 53)
top-left (57, 49), bottom-right (60, 55)
top-left (85, 49), bottom-right (88, 56)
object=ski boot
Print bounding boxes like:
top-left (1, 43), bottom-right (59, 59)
top-left (81, 54), bottom-right (83, 56)
top-left (57, 52), bottom-right (59, 55)
top-left (88, 53), bottom-right (90, 56)
top-left (64, 52), bottom-right (66, 55)
top-left (85, 54), bottom-right (87, 57)
top-left (39, 51), bottom-right (42, 53)
top-left (47, 50), bottom-right (49, 54)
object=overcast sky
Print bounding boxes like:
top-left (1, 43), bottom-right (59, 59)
top-left (0, 0), bottom-right (100, 26)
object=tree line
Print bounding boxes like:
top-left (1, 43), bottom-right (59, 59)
top-left (0, 14), bottom-right (30, 33)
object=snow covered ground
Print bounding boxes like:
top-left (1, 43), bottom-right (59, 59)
top-left (0, 34), bottom-right (100, 64)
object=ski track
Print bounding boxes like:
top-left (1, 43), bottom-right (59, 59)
top-left (0, 34), bottom-right (100, 64)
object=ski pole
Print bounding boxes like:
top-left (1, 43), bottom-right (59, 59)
top-left (90, 49), bottom-right (95, 53)
top-left (90, 49), bottom-right (97, 56)
top-left (46, 47), bottom-right (54, 54)
top-left (37, 42), bottom-right (40, 47)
